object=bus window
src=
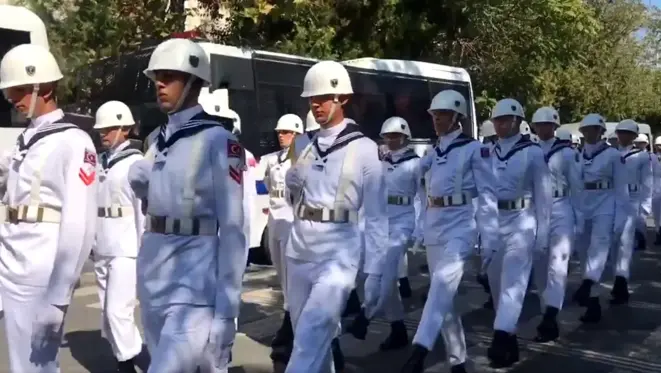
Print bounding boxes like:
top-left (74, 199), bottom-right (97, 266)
top-left (210, 53), bottom-right (255, 91)
top-left (428, 80), bottom-right (474, 137)
top-left (345, 70), bottom-right (387, 139)
top-left (380, 75), bottom-right (433, 139)
top-left (0, 29), bottom-right (31, 127)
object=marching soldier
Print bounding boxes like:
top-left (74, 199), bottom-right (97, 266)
top-left (127, 38), bottom-right (246, 372)
top-left (572, 114), bottom-right (628, 323)
top-left (0, 44), bottom-right (97, 371)
top-left (529, 108), bottom-right (583, 342)
top-left (262, 114), bottom-right (304, 365)
top-left (92, 101), bottom-right (145, 373)
top-left (400, 90), bottom-right (498, 373)
top-left (610, 120), bottom-right (651, 302)
top-left (633, 133), bottom-right (654, 250)
top-left (284, 60), bottom-right (388, 372)
top-left (486, 98), bottom-right (552, 368)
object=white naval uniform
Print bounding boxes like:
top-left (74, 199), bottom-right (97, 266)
top-left (93, 140), bottom-right (145, 362)
top-left (284, 120), bottom-right (387, 373)
top-left (0, 150), bottom-right (11, 318)
top-left (651, 153), bottom-right (661, 231)
top-left (612, 145), bottom-right (652, 279)
top-left (576, 141), bottom-right (628, 295)
top-left (381, 147), bottom-right (423, 322)
top-left (127, 106), bottom-right (246, 373)
top-left (414, 130), bottom-right (498, 364)
top-left (0, 109), bottom-right (97, 372)
top-left (532, 138), bottom-right (583, 310)
top-left (261, 148), bottom-right (294, 309)
top-left (488, 134), bottom-right (552, 333)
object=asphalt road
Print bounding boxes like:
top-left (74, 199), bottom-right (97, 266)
top-left (2, 230), bottom-right (661, 372)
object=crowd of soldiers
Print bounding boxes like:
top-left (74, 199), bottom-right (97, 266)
top-left (0, 33), bottom-right (655, 373)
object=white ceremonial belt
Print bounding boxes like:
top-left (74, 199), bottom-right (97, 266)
top-left (146, 215), bottom-right (219, 236)
top-left (552, 189), bottom-right (568, 198)
top-left (584, 181), bottom-right (612, 190)
top-left (427, 191), bottom-right (475, 208)
top-left (295, 204), bottom-right (357, 223)
top-left (270, 189), bottom-right (286, 198)
top-left (387, 196), bottom-right (413, 205)
top-left (4, 205), bottom-right (61, 224)
top-left (98, 206), bottom-right (134, 218)
top-left (497, 198), bottom-right (531, 211)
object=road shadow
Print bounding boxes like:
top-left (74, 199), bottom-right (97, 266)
top-left (64, 330), bottom-right (150, 373)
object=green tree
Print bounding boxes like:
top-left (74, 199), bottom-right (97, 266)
top-left (18, 0), bottom-right (185, 103)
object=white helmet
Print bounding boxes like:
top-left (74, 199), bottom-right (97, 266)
top-left (305, 110), bottom-right (320, 132)
top-left (571, 134), bottom-right (581, 145)
top-left (227, 109), bottom-right (241, 134)
top-left (144, 39), bottom-right (210, 84)
top-left (0, 44), bottom-right (62, 89)
top-left (491, 98), bottom-right (525, 119)
top-left (634, 133), bottom-right (649, 143)
top-left (301, 61), bottom-right (353, 97)
top-left (481, 120), bottom-right (496, 137)
top-left (579, 113), bottom-right (606, 130)
top-left (655, 136), bottom-right (661, 146)
top-left (520, 121), bottom-right (531, 135)
top-left (555, 128), bottom-right (572, 141)
top-left (428, 90), bottom-right (468, 117)
top-left (94, 101), bottom-right (135, 129)
top-left (615, 119), bottom-right (638, 134)
top-left (531, 106), bottom-right (560, 126)
top-left (530, 134), bottom-right (540, 143)
top-left (275, 114), bottom-right (304, 134)
top-left (380, 116), bottom-right (411, 138)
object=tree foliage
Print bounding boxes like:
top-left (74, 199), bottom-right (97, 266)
top-left (198, 0), bottom-right (661, 127)
top-left (20, 0), bottom-right (185, 102)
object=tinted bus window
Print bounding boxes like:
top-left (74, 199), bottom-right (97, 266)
top-left (0, 29), bottom-right (31, 127)
top-left (381, 74), bottom-right (434, 139)
top-left (345, 70), bottom-right (388, 139)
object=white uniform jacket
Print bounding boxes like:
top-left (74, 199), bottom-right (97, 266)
top-left (95, 140), bottom-right (145, 257)
top-left (285, 120), bottom-right (387, 275)
top-left (128, 106), bottom-right (246, 319)
top-left (618, 146), bottom-right (653, 222)
top-left (0, 109), bottom-right (97, 305)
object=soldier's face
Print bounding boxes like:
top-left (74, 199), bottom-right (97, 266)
top-left (616, 131), bottom-right (636, 146)
top-left (430, 110), bottom-right (455, 135)
top-left (532, 122), bottom-right (555, 140)
top-left (382, 133), bottom-right (406, 150)
top-left (493, 116), bottom-right (517, 138)
top-left (3, 84), bottom-right (36, 114)
top-left (98, 127), bottom-right (126, 148)
top-left (276, 130), bottom-right (295, 149)
top-left (579, 126), bottom-right (602, 144)
top-left (153, 70), bottom-right (190, 112)
top-left (634, 142), bottom-right (647, 150)
top-left (309, 95), bottom-right (348, 126)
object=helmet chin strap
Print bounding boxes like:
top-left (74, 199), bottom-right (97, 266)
top-left (27, 84), bottom-right (40, 119)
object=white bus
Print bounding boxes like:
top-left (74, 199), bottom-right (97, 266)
top-left (81, 39), bottom-right (478, 264)
top-left (0, 5), bottom-right (50, 145)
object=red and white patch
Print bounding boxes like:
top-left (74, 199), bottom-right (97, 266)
top-left (79, 168), bottom-right (95, 186)
top-left (83, 149), bottom-right (97, 166)
top-left (229, 166), bottom-right (242, 184)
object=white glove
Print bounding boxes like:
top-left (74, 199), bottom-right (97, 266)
top-left (208, 317), bottom-right (236, 369)
top-left (127, 159), bottom-right (152, 199)
top-left (31, 304), bottom-right (67, 364)
top-left (363, 274), bottom-right (383, 319)
top-left (285, 166), bottom-right (305, 199)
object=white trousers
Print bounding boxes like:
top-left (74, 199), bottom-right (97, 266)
top-left (611, 212), bottom-right (636, 279)
top-left (268, 217), bottom-right (291, 310)
top-left (653, 194), bottom-right (661, 230)
top-left (576, 214), bottom-right (613, 296)
top-left (488, 226), bottom-right (534, 334)
top-left (94, 255), bottom-right (143, 361)
top-left (398, 252), bottom-right (408, 279)
top-left (141, 304), bottom-right (215, 373)
top-left (0, 279), bottom-right (66, 373)
top-left (532, 207), bottom-right (575, 310)
top-left (285, 257), bottom-right (358, 373)
top-left (412, 241), bottom-right (469, 365)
